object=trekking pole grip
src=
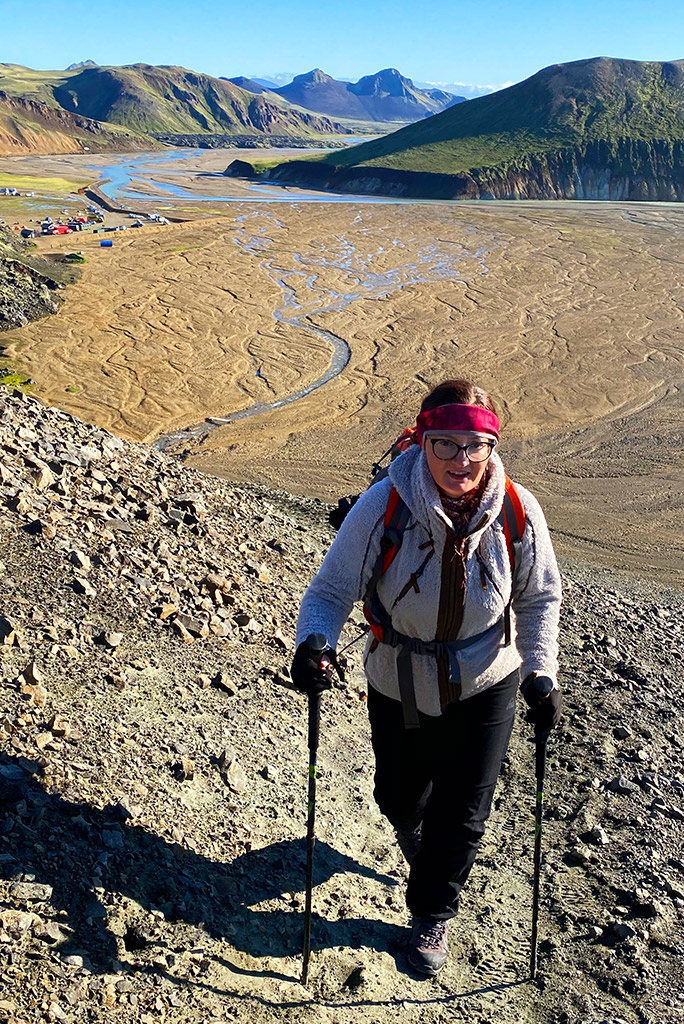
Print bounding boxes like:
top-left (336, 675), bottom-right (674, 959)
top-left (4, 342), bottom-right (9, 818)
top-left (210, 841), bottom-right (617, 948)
top-left (304, 631), bottom-right (329, 752)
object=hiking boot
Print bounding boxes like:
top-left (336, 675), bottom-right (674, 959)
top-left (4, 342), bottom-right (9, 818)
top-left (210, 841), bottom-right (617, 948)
top-left (395, 826), bottom-right (422, 865)
top-left (407, 916), bottom-right (449, 976)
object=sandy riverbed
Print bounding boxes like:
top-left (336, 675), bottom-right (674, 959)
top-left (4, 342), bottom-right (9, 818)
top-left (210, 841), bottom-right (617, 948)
top-left (2, 191), bottom-right (683, 585)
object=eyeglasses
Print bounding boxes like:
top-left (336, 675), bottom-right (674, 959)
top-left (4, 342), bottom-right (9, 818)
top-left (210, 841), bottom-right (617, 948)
top-left (429, 437), bottom-right (495, 463)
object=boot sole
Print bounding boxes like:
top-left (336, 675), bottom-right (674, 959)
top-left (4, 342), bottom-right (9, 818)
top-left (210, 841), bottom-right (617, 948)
top-left (407, 951), bottom-right (447, 976)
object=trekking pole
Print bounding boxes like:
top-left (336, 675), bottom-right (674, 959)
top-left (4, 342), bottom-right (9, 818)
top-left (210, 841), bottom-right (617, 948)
top-left (529, 676), bottom-right (554, 981)
top-left (301, 632), bottom-right (329, 987)
top-left (336, 626), bottom-right (369, 658)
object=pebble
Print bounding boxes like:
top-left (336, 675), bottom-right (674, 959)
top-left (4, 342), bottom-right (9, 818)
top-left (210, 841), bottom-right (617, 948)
top-left (568, 844), bottom-right (596, 866)
top-left (73, 576), bottom-right (96, 597)
top-left (225, 762), bottom-right (248, 795)
top-left (0, 909), bottom-right (36, 937)
top-left (68, 549), bottom-right (91, 571)
top-left (613, 725), bottom-right (633, 740)
top-left (9, 881), bottom-right (53, 902)
top-left (212, 670), bottom-right (238, 696)
top-left (0, 614), bottom-right (19, 645)
top-left (33, 920), bottom-right (66, 944)
top-left (586, 826), bottom-right (609, 845)
top-left (96, 630), bottom-right (123, 648)
top-left (612, 922), bottom-right (637, 941)
top-left (175, 758), bottom-right (195, 781)
top-left (174, 612), bottom-right (209, 638)
top-left (342, 965), bottom-right (366, 990)
top-left (608, 776), bottom-right (637, 794)
top-left (62, 955), bottom-right (85, 968)
top-left (19, 660), bottom-right (42, 686)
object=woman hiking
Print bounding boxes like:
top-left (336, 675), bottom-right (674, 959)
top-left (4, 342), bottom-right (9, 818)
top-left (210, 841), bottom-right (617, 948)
top-left (291, 378), bottom-right (562, 976)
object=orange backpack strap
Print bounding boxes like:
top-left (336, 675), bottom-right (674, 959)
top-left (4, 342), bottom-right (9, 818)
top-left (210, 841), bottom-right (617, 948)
top-left (363, 486), bottom-right (411, 640)
top-left (500, 475), bottom-right (526, 575)
top-left (498, 476), bottom-right (526, 643)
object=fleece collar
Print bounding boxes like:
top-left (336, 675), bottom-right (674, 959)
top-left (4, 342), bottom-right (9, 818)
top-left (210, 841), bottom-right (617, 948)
top-left (388, 445), bottom-right (507, 541)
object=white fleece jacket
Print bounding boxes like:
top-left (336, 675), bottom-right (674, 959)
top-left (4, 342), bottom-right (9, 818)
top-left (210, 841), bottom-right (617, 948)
top-left (296, 446), bottom-right (562, 716)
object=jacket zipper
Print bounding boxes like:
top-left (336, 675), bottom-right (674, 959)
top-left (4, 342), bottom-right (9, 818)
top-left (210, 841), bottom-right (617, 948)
top-left (434, 511), bottom-right (491, 707)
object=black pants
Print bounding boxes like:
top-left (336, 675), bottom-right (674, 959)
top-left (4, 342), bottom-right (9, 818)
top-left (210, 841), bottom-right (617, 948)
top-left (367, 669), bottom-right (519, 920)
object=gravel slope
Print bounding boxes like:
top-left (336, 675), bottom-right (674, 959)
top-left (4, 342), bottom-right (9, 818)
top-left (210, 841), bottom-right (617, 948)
top-left (0, 387), bottom-right (682, 1024)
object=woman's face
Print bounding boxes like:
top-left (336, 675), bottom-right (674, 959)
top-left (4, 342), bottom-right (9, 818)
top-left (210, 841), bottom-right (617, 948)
top-left (424, 432), bottom-right (493, 498)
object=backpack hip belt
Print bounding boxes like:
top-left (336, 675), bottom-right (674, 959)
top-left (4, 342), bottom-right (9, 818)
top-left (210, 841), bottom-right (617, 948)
top-left (368, 614), bottom-right (507, 729)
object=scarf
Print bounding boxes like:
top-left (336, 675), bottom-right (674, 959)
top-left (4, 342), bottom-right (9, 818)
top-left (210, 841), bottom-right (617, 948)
top-left (439, 473), bottom-right (488, 543)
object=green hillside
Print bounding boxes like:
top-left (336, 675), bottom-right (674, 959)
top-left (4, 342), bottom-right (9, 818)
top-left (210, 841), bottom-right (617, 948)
top-left (316, 57), bottom-right (684, 173)
top-left (52, 64), bottom-right (345, 137)
top-left (0, 63), bottom-right (347, 157)
top-left (0, 65), bottom-right (155, 157)
top-left (261, 57), bottom-right (684, 201)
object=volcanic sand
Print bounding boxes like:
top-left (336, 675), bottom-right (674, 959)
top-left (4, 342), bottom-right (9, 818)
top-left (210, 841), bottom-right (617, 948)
top-left (4, 199), bottom-right (684, 585)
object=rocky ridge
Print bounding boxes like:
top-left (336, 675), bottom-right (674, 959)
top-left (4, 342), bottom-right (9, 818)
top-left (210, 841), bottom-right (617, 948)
top-left (0, 386), bottom-right (682, 1023)
top-left (0, 228), bottom-right (62, 334)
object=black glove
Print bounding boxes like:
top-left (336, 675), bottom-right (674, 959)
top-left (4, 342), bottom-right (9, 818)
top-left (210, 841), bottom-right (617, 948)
top-left (291, 640), bottom-right (337, 697)
top-left (521, 674), bottom-right (562, 730)
top-left (328, 494), bottom-right (360, 531)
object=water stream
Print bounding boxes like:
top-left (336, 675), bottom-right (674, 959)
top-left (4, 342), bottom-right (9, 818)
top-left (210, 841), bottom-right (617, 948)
top-left (91, 149), bottom-right (403, 206)
top-left (154, 210), bottom-right (490, 452)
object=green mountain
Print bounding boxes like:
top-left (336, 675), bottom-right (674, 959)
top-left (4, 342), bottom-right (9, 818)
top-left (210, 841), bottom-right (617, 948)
top-left (0, 63), bottom-right (347, 156)
top-left (0, 65), bottom-right (153, 157)
top-left (264, 57), bottom-right (684, 200)
top-left (52, 64), bottom-right (345, 136)
top-left (274, 67), bottom-right (463, 122)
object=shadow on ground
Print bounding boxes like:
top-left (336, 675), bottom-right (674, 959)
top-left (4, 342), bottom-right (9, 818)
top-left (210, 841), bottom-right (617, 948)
top-left (0, 754), bottom-right (404, 972)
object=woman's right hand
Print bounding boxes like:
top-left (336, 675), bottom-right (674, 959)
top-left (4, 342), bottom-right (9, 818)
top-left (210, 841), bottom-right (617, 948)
top-left (291, 641), bottom-right (336, 696)
top-left (520, 673), bottom-right (562, 730)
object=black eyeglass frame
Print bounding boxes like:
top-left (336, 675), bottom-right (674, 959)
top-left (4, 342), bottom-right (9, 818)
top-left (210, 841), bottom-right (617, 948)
top-left (428, 437), bottom-right (496, 463)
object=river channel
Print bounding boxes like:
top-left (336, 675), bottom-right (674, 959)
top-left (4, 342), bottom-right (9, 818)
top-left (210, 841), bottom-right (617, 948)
top-left (154, 208), bottom-right (491, 452)
top-left (91, 148), bottom-right (400, 206)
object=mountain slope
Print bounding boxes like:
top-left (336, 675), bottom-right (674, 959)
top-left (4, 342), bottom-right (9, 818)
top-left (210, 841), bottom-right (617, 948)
top-left (0, 88), bottom-right (153, 157)
top-left (275, 67), bottom-right (463, 122)
top-left (266, 56), bottom-right (684, 199)
top-left (0, 387), bottom-right (682, 1023)
top-left (226, 76), bottom-right (273, 95)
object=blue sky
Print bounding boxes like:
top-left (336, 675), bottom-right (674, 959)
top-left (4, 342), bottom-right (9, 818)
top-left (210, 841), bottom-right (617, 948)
top-left (2, 0), bottom-right (684, 94)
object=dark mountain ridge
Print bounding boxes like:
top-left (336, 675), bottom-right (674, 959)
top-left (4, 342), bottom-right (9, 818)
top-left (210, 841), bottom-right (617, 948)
top-left (274, 67), bottom-right (464, 122)
top-left (226, 76), bottom-right (272, 95)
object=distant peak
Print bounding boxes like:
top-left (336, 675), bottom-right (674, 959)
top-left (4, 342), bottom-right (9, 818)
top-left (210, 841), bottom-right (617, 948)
top-left (350, 68), bottom-right (414, 97)
top-left (65, 59), bottom-right (98, 71)
top-left (294, 68), bottom-right (333, 85)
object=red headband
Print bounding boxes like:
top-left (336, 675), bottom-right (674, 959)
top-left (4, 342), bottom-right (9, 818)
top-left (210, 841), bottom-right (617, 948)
top-left (416, 403), bottom-right (500, 444)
